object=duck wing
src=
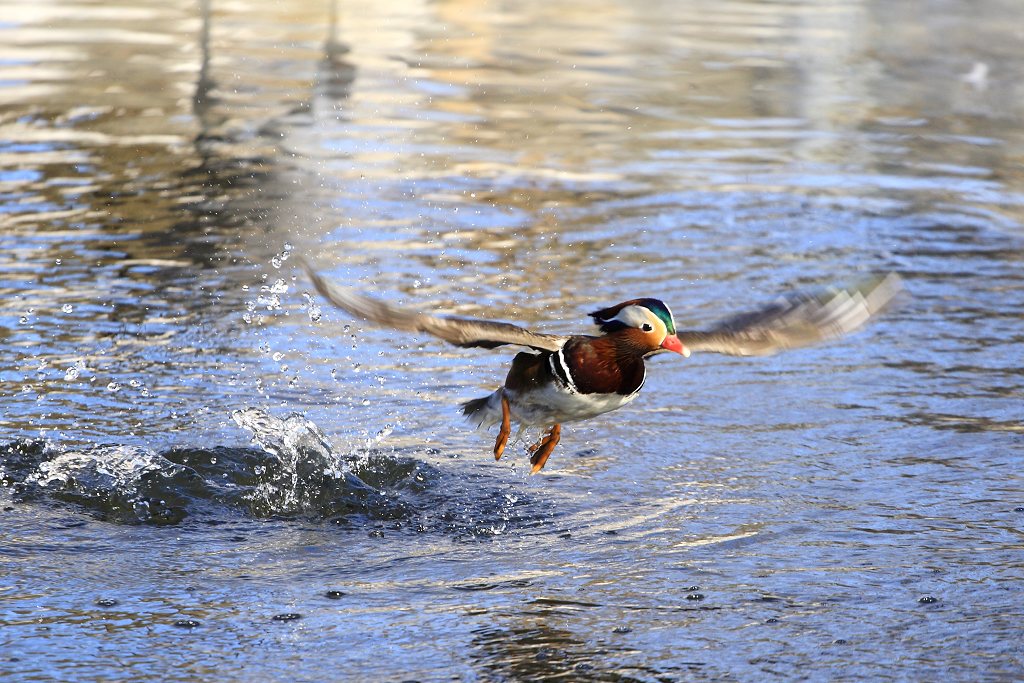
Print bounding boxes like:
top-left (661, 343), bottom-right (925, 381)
top-left (677, 273), bottom-right (904, 357)
top-left (302, 258), bottom-right (566, 352)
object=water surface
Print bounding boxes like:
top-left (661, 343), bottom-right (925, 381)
top-left (1, 0), bottom-right (1023, 680)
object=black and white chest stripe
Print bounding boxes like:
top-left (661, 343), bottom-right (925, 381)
top-left (547, 348), bottom-right (579, 394)
top-left (547, 347), bottom-right (646, 397)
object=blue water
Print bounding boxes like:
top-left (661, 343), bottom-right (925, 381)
top-left (1, 0), bottom-right (1022, 680)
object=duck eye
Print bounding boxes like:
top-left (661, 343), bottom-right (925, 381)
top-left (641, 323), bottom-right (653, 332)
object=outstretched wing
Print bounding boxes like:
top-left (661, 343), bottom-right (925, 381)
top-left (677, 273), bottom-right (904, 356)
top-left (301, 258), bottom-right (566, 352)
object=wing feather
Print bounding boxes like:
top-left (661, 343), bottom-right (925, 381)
top-left (677, 273), bottom-right (904, 356)
top-left (301, 258), bottom-right (566, 352)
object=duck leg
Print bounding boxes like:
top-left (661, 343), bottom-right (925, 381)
top-left (493, 391), bottom-right (511, 461)
top-left (529, 424), bottom-right (561, 474)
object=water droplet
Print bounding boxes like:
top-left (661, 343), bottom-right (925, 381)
top-left (325, 590), bottom-right (346, 599)
top-left (106, 381), bottom-right (120, 392)
top-left (308, 305), bottom-right (321, 323)
top-left (61, 303), bottom-right (74, 313)
top-left (55, 258), bottom-right (62, 265)
top-left (272, 352), bottom-right (285, 362)
top-left (19, 316), bottom-right (28, 324)
top-left (271, 256), bottom-right (283, 269)
top-left (64, 367), bottom-right (80, 381)
top-left (270, 279), bottom-right (288, 294)
top-left (272, 613), bottom-right (302, 622)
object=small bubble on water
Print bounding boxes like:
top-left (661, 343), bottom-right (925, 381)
top-left (272, 613), bottom-right (302, 622)
top-left (685, 593), bottom-right (704, 601)
top-left (55, 258), bottom-right (62, 265)
top-left (832, 639), bottom-right (848, 646)
top-left (325, 590), bottom-right (346, 599)
top-left (686, 586), bottom-right (701, 592)
top-left (766, 618), bottom-right (779, 624)
top-left (129, 379), bottom-right (141, 388)
top-left (918, 595), bottom-right (939, 604)
top-left (61, 303), bottom-right (74, 313)
top-left (612, 626), bottom-right (632, 634)
top-left (1014, 506), bottom-right (1024, 512)
top-left (106, 381), bottom-right (120, 392)
top-left (174, 619), bottom-right (201, 628)
top-left (19, 316), bottom-right (28, 324)
top-left (95, 598), bottom-right (118, 608)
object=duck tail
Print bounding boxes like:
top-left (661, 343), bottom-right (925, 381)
top-left (461, 390), bottom-right (502, 429)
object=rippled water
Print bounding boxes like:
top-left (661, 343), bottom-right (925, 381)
top-left (2, 0), bottom-right (1023, 680)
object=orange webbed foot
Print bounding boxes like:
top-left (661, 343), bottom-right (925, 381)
top-left (529, 424), bottom-right (561, 474)
top-left (493, 391), bottom-right (511, 461)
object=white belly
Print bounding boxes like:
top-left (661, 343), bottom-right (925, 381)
top-left (508, 382), bottom-right (640, 426)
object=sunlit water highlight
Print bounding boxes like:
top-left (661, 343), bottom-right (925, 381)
top-left (1, 0), bottom-right (1023, 680)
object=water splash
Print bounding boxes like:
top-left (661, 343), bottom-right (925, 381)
top-left (5, 441), bottom-right (197, 524)
top-left (231, 407), bottom-right (376, 513)
top-left (0, 410), bottom-right (546, 535)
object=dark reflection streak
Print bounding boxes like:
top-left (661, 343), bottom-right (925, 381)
top-left (326, 0), bottom-right (344, 60)
top-left (469, 604), bottom-right (716, 682)
top-left (194, 0), bottom-right (214, 115)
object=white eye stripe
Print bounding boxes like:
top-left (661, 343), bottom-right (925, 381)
top-left (608, 306), bottom-right (655, 328)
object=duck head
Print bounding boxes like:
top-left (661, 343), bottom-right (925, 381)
top-left (589, 298), bottom-right (689, 357)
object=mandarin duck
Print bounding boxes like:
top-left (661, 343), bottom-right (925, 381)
top-left (302, 260), bottom-right (902, 473)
